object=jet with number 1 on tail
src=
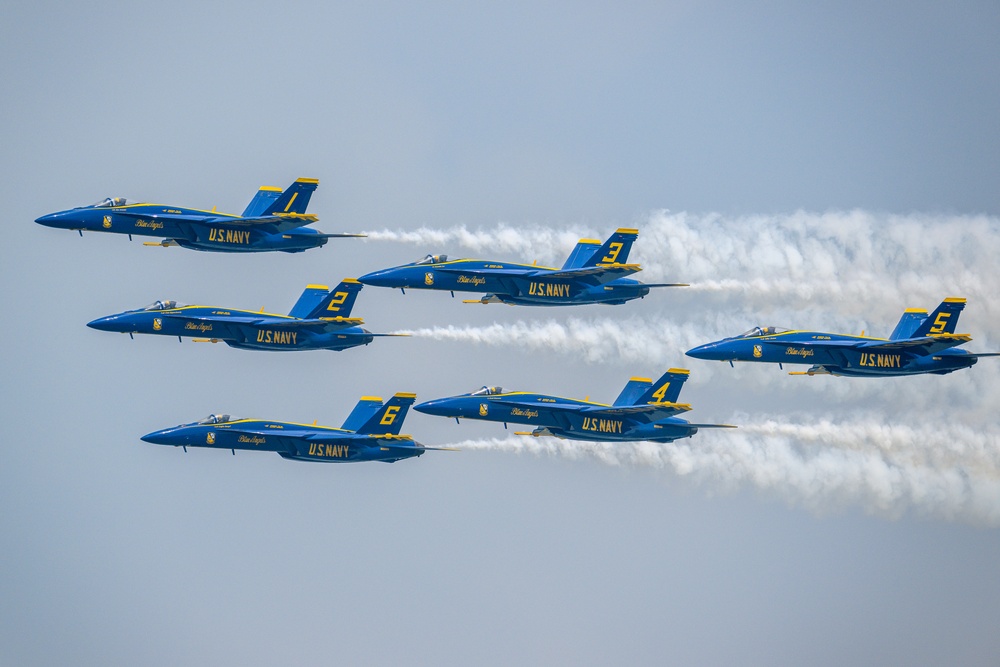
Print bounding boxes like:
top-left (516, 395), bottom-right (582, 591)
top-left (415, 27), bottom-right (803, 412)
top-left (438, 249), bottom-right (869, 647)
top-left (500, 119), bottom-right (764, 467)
top-left (35, 178), bottom-right (364, 252)
top-left (358, 228), bottom-right (686, 306)
top-left (87, 279), bottom-right (405, 352)
top-left (415, 369), bottom-right (735, 442)
top-left (686, 297), bottom-right (1000, 376)
top-left (141, 393), bottom-right (454, 463)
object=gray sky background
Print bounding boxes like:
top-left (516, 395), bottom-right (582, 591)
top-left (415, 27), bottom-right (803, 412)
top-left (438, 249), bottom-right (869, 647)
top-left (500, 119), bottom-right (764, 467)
top-left (3, 2), bottom-right (1000, 665)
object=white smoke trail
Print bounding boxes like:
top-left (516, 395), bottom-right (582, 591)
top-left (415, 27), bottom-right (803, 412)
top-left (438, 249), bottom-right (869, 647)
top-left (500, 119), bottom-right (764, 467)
top-left (365, 211), bottom-right (1000, 322)
top-left (449, 418), bottom-right (1000, 525)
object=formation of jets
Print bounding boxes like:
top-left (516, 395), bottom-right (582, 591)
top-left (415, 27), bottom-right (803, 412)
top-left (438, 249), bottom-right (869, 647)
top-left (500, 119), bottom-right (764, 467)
top-left (36, 178), bottom-right (996, 462)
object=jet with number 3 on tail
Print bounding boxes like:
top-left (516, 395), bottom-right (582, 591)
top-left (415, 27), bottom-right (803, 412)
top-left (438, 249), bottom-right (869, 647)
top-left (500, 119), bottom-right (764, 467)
top-left (35, 178), bottom-right (364, 252)
top-left (141, 393), bottom-right (454, 463)
top-left (686, 297), bottom-right (1000, 376)
top-left (415, 369), bottom-right (735, 442)
top-left (87, 279), bottom-right (405, 352)
top-left (358, 228), bottom-right (686, 306)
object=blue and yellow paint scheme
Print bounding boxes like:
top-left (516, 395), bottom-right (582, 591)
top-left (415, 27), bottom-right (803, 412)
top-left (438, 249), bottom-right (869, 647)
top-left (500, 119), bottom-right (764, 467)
top-left (686, 298), bottom-right (1000, 377)
top-left (87, 280), bottom-right (405, 352)
top-left (415, 369), bottom-right (734, 442)
top-left (141, 393), bottom-right (453, 463)
top-left (358, 228), bottom-right (686, 306)
top-left (35, 178), bottom-right (364, 253)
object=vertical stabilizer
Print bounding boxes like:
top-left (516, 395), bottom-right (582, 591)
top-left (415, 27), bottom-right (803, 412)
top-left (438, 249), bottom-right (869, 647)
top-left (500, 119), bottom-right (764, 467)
top-left (288, 284), bottom-right (331, 318)
top-left (582, 228), bottom-right (639, 267)
top-left (342, 396), bottom-right (386, 432)
top-left (889, 309), bottom-right (929, 340)
top-left (242, 186), bottom-right (284, 217)
top-left (262, 178), bottom-right (319, 216)
top-left (355, 393), bottom-right (417, 435)
top-left (309, 279), bottom-right (364, 319)
top-left (912, 298), bottom-right (967, 337)
top-left (613, 377), bottom-right (653, 406)
top-left (636, 368), bottom-right (690, 405)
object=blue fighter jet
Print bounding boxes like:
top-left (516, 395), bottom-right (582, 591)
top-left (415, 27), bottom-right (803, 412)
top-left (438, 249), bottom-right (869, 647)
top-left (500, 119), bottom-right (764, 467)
top-left (142, 393), bottom-right (452, 463)
top-left (35, 178), bottom-right (363, 252)
top-left (87, 279), bottom-right (404, 352)
top-left (686, 297), bottom-right (1000, 376)
top-left (415, 369), bottom-right (734, 442)
top-left (358, 228), bottom-right (686, 306)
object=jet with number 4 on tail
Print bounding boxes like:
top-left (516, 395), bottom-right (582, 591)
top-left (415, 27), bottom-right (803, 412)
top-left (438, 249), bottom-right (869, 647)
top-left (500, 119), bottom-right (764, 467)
top-left (141, 393), bottom-right (454, 463)
top-left (358, 228), bottom-right (686, 306)
top-left (87, 279), bottom-right (405, 352)
top-left (415, 369), bottom-right (734, 442)
top-left (686, 297), bottom-right (1000, 377)
top-left (35, 178), bottom-right (364, 252)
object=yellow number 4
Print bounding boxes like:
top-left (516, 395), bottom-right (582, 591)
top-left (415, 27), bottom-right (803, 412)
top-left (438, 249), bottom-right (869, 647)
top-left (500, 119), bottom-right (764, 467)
top-left (651, 382), bottom-right (670, 403)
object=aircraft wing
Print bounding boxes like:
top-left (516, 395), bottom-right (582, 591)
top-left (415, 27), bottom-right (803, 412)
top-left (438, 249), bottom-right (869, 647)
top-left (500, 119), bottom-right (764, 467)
top-left (859, 334), bottom-right (972, 355)
top-left (582, 403), bottom-right (692, 421)
top-left (542, 263), bottom-right (642, 284)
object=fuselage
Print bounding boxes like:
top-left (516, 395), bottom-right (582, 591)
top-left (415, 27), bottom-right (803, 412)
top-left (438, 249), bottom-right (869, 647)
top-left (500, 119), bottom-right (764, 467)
top-left (141, 419), bottom-right (424, 463)
top-left (88, 304), bottom-right (374, 351)
top-left (415, 392), bottom-right (698, 442)
top-left (35, 201), bottom-right (327, 252)
top-left (359, 259), bottom-right (651, 305)
top-left (686, 330), bottom-right (978, 376)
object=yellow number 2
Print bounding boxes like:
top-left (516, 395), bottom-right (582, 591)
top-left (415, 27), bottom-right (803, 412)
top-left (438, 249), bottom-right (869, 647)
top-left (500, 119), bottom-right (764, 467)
top-left (326, 292), bottom-right (349, 312)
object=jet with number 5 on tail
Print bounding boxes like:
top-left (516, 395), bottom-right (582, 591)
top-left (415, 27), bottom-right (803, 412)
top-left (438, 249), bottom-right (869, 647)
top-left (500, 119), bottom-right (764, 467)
top-left (141, 393), bottom-right (454, 463)
top-left (358, 228), bottom-right (686, 306)
top-left (415, 369), bottom-right (735, 442)
top-left (686, 297), bottom-right (1000, 376)
top-left (87, 279), bottom-right (405, 352)
top-left (35, 178), bottom-right (364, 252)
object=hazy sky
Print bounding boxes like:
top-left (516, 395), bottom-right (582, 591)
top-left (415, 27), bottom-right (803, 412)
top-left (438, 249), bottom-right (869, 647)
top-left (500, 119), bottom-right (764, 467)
top-left (3, 2), bottom-right (1000, 665)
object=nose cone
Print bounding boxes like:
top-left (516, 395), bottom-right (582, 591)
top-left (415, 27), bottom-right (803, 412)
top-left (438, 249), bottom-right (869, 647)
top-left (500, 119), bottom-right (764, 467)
top-left (141, 426), bottom-right (189, 446)
top-left (686, 341), bottom-right (727, 360)
top-left (87, 314), bottom-right (125, 332)
top-left (35, 211), bottom-right (70, 227)
top-left (359, 266), bottom-right (408, 288)
top-left (414, 397), bottom-right (464, 417)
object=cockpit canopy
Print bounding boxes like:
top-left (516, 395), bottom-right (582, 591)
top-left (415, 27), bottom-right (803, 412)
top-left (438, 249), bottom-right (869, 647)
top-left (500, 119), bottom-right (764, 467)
top-left (143, 300), bottom-right (182, 311)
top-left (471, 386), bottom-right (504, 396)
top-left (198, 414), bottom-right (237, 425)
top-left (414, 254), bottom-right (448, 265)
top-left (738, 326), bottom-right (791, 338)
top-left (91, 197), bottom-right (132, 208)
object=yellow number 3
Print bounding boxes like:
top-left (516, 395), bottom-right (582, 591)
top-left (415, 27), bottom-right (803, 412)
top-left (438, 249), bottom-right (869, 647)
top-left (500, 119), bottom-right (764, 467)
top-left (601, 242), bottom-right (623, 263)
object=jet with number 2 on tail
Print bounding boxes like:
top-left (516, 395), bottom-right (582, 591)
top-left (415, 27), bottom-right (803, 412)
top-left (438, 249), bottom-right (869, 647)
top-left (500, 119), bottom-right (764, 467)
top-left (358, 228), bottom-right (686, 306)
top-left (87, 279), bottom-right (405, 352)
top-left (35, 178), bottom-right (364, 252)
top-left (141, 393), bottom-right (454, 463)
top-left (415, 369), bottom-right (735, 442)
top-left (686, 297), bottom-right (1000, 377)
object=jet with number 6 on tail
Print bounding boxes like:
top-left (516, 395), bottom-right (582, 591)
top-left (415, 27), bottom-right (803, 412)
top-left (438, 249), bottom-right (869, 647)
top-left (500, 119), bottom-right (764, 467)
top-left (686, 297), bottom-right (1000, 376)
top-left (141, 393), bottom-right (454, 463)
top-left (415, 369), bottom-right (735, 442)
top-left (358, 228), bottom-right (686, 305)
top-left (87, 279), bottom-right (405, 352)
top-left (35, 178), bottom-right (364, 252)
